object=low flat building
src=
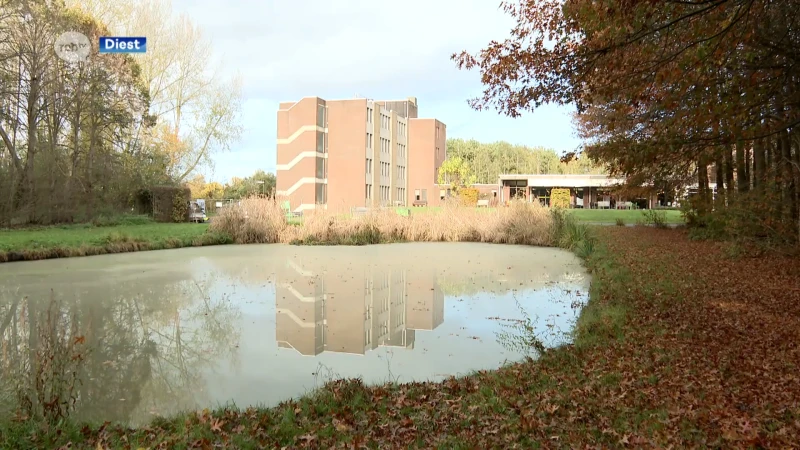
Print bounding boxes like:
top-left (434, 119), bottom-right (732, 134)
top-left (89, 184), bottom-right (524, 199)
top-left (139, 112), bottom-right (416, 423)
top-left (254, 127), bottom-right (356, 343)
top-left (499, 174), bottom-right (629, 208)
top-left (498, 174), bottom-right (714, 209)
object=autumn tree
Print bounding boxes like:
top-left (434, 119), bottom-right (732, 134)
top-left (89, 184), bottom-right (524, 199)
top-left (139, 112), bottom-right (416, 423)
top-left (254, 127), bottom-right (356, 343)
top-left (66, 0), bottom-right (244, 182)
top-left (454, 0), bottom-right (800, 244)
top-left (0, 1), bottom-right (167, 224)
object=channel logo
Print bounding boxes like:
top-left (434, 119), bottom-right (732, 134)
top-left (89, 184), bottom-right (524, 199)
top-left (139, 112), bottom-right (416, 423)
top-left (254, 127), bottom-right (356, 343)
top-left (99, 36), bottom-right (147, 54)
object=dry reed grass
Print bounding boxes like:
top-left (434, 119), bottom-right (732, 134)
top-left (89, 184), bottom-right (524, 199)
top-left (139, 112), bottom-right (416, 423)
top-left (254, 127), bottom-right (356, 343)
top-left (210, 198), bottom-right (558, 246)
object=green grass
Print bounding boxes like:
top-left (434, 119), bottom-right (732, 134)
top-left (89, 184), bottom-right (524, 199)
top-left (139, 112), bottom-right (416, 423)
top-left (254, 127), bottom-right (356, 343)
top-left (410, 206), bottom-right (683, 224)
top-left (566, 208), bottom-right (683, 224)
top-left (0, 214), bottom-right (231, 262)
top-left (0, 223), bottom-right (210, 253)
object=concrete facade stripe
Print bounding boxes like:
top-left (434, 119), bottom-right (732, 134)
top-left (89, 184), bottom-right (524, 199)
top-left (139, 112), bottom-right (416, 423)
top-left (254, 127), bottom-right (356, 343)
top-left (279, 283), bottom-right (317, 302)
top-left (276, 308), bottom-right (319, 328)
top-left (276, 151), bottom-right (328, 171)
top-left (276, 177), bottom-right (327, 196)
top-left (288, 260), bottom-right (314, 277)
top-left (277, 125), bottom-right (327, 144)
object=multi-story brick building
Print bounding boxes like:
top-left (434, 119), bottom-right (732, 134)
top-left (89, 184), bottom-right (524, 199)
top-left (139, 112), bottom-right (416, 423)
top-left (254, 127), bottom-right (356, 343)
top-left (276, 96), bottom-right (446, 214)
top-left (275, 256), bottom-right (445, 356)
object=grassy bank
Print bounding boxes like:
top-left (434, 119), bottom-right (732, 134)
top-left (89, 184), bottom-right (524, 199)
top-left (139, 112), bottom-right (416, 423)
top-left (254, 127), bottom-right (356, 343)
top-left (0, 202), bottom-right (683, 263)
top-left (0, 215), bottom-right (231, 263)
top-left (407, 205), bottom-right (683, 224)
top-left (567, 208), bottom-right (683, 224)
top-left (2, 222), bottom-right (799, 446)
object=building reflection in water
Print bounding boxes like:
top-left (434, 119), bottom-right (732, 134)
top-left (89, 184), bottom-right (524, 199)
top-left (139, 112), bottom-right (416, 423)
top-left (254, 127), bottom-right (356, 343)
top-left (275, 258), bottom-right (444, 356)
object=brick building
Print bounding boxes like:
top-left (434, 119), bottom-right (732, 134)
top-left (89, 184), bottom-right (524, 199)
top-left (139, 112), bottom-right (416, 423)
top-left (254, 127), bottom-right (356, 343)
top-left (276, 96), bottom-right (446, 214)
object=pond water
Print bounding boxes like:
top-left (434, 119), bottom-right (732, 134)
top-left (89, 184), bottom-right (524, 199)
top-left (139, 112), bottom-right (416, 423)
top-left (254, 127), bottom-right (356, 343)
top-left (0, 243), bottom-right (589, 425)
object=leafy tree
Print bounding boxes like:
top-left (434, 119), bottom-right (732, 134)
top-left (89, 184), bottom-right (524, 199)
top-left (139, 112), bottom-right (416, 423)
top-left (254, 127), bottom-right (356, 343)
top-left (200, 182), bottom-right (224, 199)
top-left (454, 0), bottom-right (800, 243)
top-left (437, 156), bottom-right (476, 192)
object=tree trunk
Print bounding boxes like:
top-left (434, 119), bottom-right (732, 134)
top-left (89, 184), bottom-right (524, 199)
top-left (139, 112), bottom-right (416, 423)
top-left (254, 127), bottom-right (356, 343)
top-left (698, 156), bottom-right (710, 212)
top-left (715, 153), bottom-right (725, 206)
top-left (781, 128), bottom-right (795, 226)
top-left (772, 135), bottom-right (783, 220)
top-left (736, 140), bottom-right (748, 193)
top-left (724, 144), bottom-right (735, 197)
top-left (753, 138), bottom-right (765, 192)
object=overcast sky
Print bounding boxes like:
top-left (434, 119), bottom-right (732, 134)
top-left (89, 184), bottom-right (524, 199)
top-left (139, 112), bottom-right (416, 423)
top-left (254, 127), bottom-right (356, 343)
top-left (171, 0), bottom-right (580, 183)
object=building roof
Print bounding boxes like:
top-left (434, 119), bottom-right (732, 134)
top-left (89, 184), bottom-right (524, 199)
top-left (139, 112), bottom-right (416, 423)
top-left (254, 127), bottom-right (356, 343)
top-left (498, 174), bottom-right (626, 188)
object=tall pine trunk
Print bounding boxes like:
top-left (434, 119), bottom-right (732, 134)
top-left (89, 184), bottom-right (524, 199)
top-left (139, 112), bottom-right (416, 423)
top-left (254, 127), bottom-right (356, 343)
top-left (736, 140), bottom-right (748, 193)
top-left (753, 138), bottom-right (765, 192)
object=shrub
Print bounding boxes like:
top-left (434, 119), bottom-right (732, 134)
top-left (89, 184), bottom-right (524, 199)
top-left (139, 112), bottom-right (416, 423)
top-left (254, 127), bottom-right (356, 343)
top-left (641, 209), bottom-right (668, 228)
top-left (458, 187), bottom-right (479, 206)
top-left (686, 191), bottom-right (797, 251)
top-left (171, 192), bottom-right (189, 223)
top-left (550, 188), bottom-right (571, 209)
top-left (615, 218), bottom-right (625, 227)
top-left (149, 186), bottom-right (191, 223)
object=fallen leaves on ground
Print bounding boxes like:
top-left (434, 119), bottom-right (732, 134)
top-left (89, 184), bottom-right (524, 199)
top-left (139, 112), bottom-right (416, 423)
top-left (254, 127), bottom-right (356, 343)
top-left (7, 227), bottom-right (800, 448)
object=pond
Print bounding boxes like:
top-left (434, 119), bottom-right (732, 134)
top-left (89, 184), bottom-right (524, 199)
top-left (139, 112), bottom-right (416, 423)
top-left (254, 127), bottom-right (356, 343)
top-left (0, 243), bottom-right (589, 425)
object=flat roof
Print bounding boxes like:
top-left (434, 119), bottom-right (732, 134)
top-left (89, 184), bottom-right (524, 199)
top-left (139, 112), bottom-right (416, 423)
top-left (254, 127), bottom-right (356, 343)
top-left (498, 174), bottom-right (626, 188)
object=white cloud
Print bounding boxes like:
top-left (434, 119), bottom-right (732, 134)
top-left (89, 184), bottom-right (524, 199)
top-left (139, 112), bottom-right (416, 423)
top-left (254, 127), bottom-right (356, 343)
top-left (169, 0), bottom-right (580, 183)
top-left (174, 0), bottom-right (513, 97)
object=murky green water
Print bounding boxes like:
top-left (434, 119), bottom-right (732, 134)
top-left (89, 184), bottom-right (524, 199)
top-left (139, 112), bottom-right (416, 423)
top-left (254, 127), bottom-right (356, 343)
top-left (0, 243), bottom-right (589, 425)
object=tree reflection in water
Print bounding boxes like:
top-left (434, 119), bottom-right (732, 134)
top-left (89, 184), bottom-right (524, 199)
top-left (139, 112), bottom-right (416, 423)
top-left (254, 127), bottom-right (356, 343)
top-left (0, 274), bottom-right (241, 426)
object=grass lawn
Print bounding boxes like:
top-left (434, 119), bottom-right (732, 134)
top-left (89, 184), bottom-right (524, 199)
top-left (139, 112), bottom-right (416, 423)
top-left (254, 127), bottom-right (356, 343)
top-left (566, 208), bottom-right (684, 224)
top-left (2, 227), bottom-right (797, 447)
top-left (0, 217), bottom-right (230, 262)
top-left (409, 206), bottom-right (684, 224)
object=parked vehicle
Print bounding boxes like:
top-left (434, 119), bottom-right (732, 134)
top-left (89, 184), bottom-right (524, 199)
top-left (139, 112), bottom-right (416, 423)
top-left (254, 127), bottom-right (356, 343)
top-left (189, 200), bottom-right (208, 223)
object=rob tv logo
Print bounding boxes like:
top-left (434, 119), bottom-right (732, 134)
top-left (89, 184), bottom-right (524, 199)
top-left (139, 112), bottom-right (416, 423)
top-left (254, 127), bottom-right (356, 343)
top-left (99, 36), bottom-right (147, 54)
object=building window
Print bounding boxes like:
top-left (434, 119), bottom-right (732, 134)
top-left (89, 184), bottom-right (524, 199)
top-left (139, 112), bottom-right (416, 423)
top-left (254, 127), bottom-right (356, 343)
top-left (316, 157), bottom-right (326, 179)
top-left (317, 104), bottom-right (326, 128)
top-left (315, 183), bottom-right (326, 204)
top-left (317, 131), bottom-right (325, 153)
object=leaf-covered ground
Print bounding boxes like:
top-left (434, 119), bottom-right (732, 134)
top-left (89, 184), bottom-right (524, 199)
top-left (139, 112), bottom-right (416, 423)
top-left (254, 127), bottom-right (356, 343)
top-left (3, 227), bottom-right (799, 448)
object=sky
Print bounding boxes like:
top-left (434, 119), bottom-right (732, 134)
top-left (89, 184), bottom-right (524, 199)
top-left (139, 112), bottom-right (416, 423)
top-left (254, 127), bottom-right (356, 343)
top-left (170, 0), bottom-right (581, 184)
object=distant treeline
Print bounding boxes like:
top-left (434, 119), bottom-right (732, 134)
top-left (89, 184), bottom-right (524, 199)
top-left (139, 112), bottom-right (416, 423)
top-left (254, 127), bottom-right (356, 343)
top-left (444, 138), bottom-right (605, 184)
